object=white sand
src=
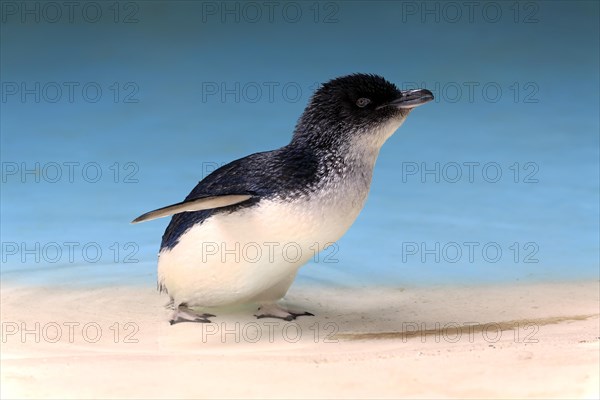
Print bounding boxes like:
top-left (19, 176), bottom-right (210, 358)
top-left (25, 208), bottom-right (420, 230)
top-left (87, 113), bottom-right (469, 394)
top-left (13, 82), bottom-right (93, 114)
top-left (1, 280), bottom-right (598, 399)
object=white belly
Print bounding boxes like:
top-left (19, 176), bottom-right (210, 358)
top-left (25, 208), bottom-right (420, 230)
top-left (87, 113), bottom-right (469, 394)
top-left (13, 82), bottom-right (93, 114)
top-left (157, 194), bottom-right (365, 307)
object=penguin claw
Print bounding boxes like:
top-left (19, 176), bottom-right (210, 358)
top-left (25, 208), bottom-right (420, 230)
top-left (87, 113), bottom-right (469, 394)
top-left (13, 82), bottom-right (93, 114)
top-left (169, 315), bottom-right (212, 325)
top-left (169, 305), bottom-right (215, 325)
top-left (254, 305), bottom-right (314, 321)
top-left (255, 313), bottom-right (294, 321)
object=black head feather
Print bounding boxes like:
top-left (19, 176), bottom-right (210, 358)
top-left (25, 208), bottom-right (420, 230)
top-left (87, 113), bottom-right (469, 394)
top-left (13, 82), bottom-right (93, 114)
top-left (292, 73), bottom-right (406, 148)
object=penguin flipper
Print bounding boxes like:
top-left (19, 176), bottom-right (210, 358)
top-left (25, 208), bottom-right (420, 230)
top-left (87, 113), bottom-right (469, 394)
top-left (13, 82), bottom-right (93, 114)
top-left (131, 194), bottom-right (252, 224)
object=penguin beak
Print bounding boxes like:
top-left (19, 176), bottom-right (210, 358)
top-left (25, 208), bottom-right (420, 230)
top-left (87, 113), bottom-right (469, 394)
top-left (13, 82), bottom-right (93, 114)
top-left (379, 89), bottom-right (434, 109)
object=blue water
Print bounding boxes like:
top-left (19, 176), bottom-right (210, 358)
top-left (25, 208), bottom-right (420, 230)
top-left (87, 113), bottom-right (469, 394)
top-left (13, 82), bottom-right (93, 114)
top-left (1, 1), bottom-right (598, 288)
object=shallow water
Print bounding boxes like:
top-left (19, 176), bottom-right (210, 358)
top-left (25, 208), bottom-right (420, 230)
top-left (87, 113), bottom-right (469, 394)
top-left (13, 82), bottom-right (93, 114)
top-left (1, 1), bottom-right (598, 288)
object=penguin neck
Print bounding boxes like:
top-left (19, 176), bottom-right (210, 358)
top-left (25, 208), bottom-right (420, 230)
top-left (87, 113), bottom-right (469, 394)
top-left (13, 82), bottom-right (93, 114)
top-left (290, 115), bottom-right (407, 170)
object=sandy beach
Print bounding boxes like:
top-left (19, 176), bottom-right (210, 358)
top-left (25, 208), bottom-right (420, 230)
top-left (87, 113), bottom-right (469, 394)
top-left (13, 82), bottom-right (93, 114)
top-left (1, 280), bottom-right (598, 399)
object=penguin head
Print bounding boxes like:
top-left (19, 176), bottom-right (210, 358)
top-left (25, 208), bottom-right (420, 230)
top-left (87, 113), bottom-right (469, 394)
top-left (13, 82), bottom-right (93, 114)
top-left (292, 73), bottom-right (433, 149)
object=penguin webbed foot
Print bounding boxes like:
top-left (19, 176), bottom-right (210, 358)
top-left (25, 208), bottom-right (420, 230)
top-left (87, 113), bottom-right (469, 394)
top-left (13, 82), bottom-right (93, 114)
top-left (169, 304), bottom-right (216, 325)
top-left (254, 304), bottom-right (314, 321)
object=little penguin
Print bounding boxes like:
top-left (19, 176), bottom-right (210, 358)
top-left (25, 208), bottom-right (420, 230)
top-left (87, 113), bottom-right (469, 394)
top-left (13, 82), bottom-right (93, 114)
top-left (133, 73), bottom-right (434, 324)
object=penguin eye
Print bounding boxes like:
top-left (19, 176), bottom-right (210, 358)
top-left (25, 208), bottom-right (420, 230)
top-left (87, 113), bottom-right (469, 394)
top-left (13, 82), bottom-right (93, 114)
top-left (356, 98), bottom-right (371, 108)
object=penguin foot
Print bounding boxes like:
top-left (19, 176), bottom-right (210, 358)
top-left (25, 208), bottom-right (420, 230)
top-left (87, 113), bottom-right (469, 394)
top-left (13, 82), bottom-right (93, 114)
top-left (169, 304), bottom-right (216, 325)
top-left (254, 304), bottom-right (314, 321)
